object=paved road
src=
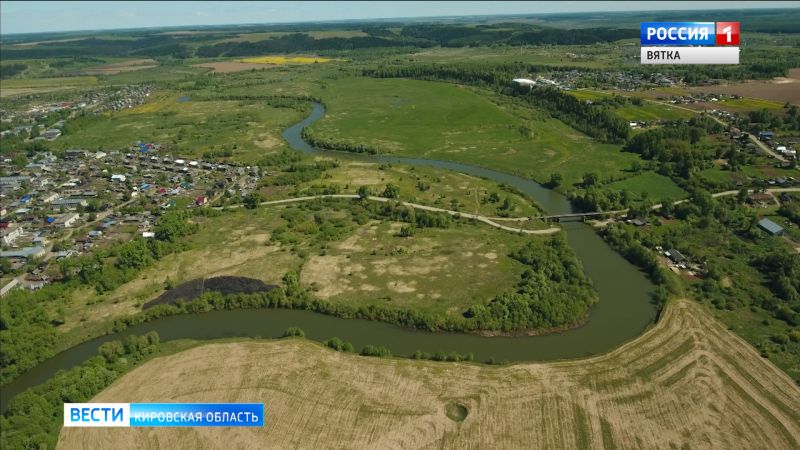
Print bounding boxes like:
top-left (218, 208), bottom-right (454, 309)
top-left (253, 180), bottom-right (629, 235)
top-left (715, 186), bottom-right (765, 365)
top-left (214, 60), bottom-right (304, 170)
top-left (218, 194), bottom-right (561, 235)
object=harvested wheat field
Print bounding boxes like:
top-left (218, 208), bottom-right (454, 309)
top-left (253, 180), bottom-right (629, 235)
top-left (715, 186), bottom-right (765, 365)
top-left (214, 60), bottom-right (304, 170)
top-left (239, 55), bottom-right (333, 64)
top-left (688, 68), bottom-right (800, 104)
top-left (57, 299), bottom-right (800, 450)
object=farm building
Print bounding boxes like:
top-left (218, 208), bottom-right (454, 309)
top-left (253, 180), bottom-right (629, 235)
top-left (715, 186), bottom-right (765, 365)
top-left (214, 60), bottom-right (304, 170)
top-left (757, 218), bottom-right (784, 236)
top-left (0, 246), bottom-right (45, 260)
top-left (666, 249), bottom-right (687, 264)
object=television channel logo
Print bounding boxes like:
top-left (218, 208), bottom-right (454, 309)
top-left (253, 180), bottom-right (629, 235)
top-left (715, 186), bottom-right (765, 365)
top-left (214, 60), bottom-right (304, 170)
top-left (640, 21), bottom-right (740, 65)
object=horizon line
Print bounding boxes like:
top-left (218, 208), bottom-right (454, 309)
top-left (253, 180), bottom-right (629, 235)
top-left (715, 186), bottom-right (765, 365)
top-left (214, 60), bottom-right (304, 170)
top-left (2, 6), bottom-right (799, 37)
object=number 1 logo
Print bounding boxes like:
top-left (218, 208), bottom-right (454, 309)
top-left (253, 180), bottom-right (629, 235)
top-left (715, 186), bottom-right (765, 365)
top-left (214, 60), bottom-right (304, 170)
top-left (715, 22), bottom-right (740, 46)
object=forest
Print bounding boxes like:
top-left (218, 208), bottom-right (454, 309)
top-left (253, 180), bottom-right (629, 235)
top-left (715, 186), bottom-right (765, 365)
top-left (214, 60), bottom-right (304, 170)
top-left (463, 235), bottom-right (598, 332)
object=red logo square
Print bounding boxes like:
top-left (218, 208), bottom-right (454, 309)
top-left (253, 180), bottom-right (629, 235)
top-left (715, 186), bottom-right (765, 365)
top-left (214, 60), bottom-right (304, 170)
top-left (716, 22), bottom-right (740, 46)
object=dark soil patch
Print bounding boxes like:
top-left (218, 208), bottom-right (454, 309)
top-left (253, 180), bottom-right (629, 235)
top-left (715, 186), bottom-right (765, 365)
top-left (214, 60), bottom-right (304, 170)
top-left (144, 276), bottom-right (277, 309)
top-left (445, 402), bottom-right (468, 422)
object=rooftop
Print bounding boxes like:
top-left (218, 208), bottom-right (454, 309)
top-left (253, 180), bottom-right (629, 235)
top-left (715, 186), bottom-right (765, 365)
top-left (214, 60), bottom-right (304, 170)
top-left (757, 218), bottom-right (783, 235)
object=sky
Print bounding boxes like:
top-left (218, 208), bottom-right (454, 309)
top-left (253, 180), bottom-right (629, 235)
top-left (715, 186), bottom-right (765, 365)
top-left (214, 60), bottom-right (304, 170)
top-left (2, 1), bottom-right (799, 35)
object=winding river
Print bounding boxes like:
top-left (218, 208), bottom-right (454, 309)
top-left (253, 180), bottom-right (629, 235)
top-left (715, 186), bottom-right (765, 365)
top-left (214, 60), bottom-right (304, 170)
top-left (0, 102), bottom-right (656, 411)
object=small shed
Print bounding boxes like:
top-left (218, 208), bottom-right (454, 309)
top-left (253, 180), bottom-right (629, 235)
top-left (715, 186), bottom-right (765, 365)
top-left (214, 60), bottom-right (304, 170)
top-left (757, 218), bottom-right (784, 236)
top-left (666, 249), bottom-right (687, 264)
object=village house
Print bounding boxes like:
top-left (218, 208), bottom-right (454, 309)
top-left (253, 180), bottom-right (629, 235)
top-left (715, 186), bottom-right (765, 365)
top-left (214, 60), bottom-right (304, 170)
top-left (666, 249), bottom-right (687, 265)
top-left (757, 218), bottom-right (784, 236)
top-left (747, 192), bottom-right (774, 207)
top-left (53, 213), bottom-right (80, 228)
top-left (64, 149), bottom-right (88, 160)
top-left (40, 192), bottom-right (59, 203)
top-left (50, 198), bottom-right (88, 210)
top-left (1, 223), bottom-right (24, 246)
top-left (0, 246), bottom-right (45, 260)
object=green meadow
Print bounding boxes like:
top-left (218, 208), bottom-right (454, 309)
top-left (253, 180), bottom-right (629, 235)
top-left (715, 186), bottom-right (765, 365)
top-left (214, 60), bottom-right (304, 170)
top-left (309, 77), bottom-right (642, 188)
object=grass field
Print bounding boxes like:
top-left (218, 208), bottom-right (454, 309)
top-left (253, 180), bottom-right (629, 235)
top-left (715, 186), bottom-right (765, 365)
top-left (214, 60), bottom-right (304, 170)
top-left (566, 90), bottom-right (696, 121)
top-left (298, 219), bottom-right (529, 315)
top-left (57, 299), bottom-right (800, 449)
top-left (239, 56), bottom-right (333, 64)
top-left (408, 46), bottom-right (618, 68)
top-left (309, 77), bottom-right (642, 188)
top-left (612, 102), bottom-right (695, 122)
top-left (0, 76), bottom-right (98, 97)
top-left (295, 160), bottom-right (543, 218)
top-left (52, 93), bottom-right (305, 162)
top-left (58, 208), bottom-right (300, 337)
top-left (606, 172), bottom-right (687, 202)
top-left (714, 96), bottom-right (787, 111)
top-left (58, 202), bottom-right (532, 339)
top-left (567, 89), bottom-right (615, 102)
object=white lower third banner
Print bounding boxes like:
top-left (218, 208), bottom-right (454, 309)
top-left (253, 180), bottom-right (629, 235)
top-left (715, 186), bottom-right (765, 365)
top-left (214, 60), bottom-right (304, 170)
top-left (641, 46), bottom-right (739, 65)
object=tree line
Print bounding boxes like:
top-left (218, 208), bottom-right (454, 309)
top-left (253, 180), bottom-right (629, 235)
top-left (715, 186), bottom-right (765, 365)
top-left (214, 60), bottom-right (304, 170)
top-left (1, 332), bottom-right (161, 450)
top-left (302, 127), bottom-right (379, 154)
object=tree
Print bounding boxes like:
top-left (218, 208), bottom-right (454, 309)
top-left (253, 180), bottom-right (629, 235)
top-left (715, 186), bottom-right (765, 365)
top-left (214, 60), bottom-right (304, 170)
top-left (243, 192), bottom-right (261, 209)
top-left (398, 225), bottom-right (416, 237)
top-left (357, 185), bottom-right (371, 199)
top-left (737, 188), bottom-right (749, 204)
top-left (11, 154), bottom-right (27, 169)
top-left (582, 172), bottom-right (600, 187)
top-left (98, 340), bottom-right (125, 363)
top-left (382, 183), bottom-right (400, 199)
top-left (115, 239), bottom-right (153, 270)
top-left (547, 172), bottom-right (562, 188)
top-left (154, 212), bottom-right (196, 242)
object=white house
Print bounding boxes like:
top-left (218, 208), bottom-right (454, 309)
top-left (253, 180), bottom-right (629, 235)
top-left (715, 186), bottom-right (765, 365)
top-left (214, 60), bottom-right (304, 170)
top-left (53, 213), bottom-right (80, 228)
top-left (512, 78), bottom-right (537, 86)
top-left (2, 224), bottom-right (24, 245)
top-left (111, 174), bottom-right (127, 182)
